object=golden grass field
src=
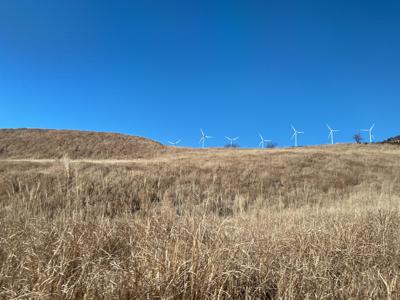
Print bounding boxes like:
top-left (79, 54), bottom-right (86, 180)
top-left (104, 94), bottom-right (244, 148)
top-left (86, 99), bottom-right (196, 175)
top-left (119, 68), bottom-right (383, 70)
top-left (1, 131), bottom-right (400, 299)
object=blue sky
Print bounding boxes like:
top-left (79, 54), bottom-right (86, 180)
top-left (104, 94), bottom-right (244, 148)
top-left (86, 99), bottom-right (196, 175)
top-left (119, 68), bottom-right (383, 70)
top-left (0, 0), bottom-right (398, 147)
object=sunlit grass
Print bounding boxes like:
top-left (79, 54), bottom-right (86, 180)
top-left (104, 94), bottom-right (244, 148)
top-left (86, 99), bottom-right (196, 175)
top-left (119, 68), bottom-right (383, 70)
top-left (1, 144), bottom-right (400, 299)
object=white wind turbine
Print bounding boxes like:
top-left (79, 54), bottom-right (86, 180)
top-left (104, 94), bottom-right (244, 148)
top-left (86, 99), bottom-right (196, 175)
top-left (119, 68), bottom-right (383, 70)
top-left (258, 133), bottom-right (271, 149)
top-left (199, 129), bottom-right (213, 148)
top-left (225, 136), bottom-right (239, 147)
top-left (291, 125), bottom-right (304, 147)
top-left (361, 123), bottom-right (375, 143)
top-left (168, 139), bottom-right (182, 146)
top-left (326, 124), bottom-right (340, 144)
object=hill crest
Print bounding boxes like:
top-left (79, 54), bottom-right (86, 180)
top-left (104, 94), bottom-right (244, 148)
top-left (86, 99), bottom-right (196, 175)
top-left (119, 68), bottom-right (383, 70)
top-left (382, 135), bottom-right (400, 145)
top-left (0, 128), bottom-right (166, 159)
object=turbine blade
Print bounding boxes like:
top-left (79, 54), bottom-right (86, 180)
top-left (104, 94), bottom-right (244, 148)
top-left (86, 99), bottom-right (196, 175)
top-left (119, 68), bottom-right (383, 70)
top-left (259, 134), bottom-right (263, 140)
top-left (371, 123), bottom-right (375, 130)
top-left (326, 124), bottom-right (332, 130)
top-left (176, 139), bottom-right (181, 144)
top-left (291, 125), bottom-right (296, 132)
top-left (200, 128), bottom-right (205, 136)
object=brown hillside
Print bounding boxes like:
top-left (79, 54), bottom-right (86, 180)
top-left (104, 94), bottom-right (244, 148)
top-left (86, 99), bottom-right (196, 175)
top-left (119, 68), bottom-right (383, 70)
top-left (0, 128), bottom-right (167, 159)
top-left (1, 144), bottom-right (400, 298)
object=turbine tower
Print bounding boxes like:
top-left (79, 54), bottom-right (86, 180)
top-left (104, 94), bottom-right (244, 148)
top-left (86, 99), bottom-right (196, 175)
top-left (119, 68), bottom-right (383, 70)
top-left (225, 136), bottom-right (239, 147)
top-left (361, 123), bottom-right (375, 143)
top-left (168, 139), bottom-right (182, 146)
top-left (326, 124), bottom-right (340, 145)
top-left (258, 134), bottom-right (271, 149)
top-left (291, 125), bottom-right (304, 147)
top-left (199, 129), bottom-right (212, 148)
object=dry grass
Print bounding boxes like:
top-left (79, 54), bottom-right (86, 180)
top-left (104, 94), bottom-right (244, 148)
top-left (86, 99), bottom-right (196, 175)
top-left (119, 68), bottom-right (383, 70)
top-left (0, 128), bottom-right (166, 159)
top-left (1, 143), bottom-right (400, 299)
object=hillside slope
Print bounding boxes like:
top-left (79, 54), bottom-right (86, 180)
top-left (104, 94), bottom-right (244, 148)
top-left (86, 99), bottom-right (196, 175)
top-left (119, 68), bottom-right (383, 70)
top-left (1, 143), bottom-right (400, 298)
top-left (1, 143), bottom-right (399, 212)
top-left (0, 128), bottom-right (166, 159)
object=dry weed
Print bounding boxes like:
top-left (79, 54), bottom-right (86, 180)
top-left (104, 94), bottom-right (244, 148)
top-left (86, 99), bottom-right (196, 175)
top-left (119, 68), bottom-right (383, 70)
top-left (0, 144), bottom-right (400, 299)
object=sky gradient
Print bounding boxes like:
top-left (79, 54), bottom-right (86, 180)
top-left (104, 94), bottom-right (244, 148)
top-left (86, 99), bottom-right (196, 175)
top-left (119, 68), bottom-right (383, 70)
top-left (0, 0), bottom-right (399, 147)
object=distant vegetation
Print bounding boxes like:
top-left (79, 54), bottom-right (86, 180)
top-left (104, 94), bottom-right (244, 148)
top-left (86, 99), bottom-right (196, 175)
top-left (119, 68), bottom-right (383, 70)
top-left (353, 133), bottom-right (363, 144)
top-left (382, 135), bottom-right (400, 145)
top-left (265, 141), bottom-right (278, 148)
top-left (224, 143), bottom-right (240, 148)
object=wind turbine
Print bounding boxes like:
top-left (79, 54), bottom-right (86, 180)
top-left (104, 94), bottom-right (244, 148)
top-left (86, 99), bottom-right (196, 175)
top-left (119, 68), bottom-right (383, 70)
top-left (326, 124), bottom-right (340, 144)
top-left (291, 125), bottom-right (304, 147)
top-left (168, 139), bottom-right (182, 146)
top-left (199, 129), bottom-right (212, 148)
top-left (225, 136), bottom-right (239, 147)
top-left (361, 123), bottom-right (375, 143)
top-left (258, 134), bottom-right (271, 149)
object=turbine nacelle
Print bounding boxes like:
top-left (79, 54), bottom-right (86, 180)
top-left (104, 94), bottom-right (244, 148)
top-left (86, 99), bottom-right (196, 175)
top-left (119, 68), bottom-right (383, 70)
top-left (199, 129), bottom-right (213, 148)
top-left (225, 136), bottom-right (239, 147)
top-left (361, 123), bottom-right (375, 143)
top-left (258, 133), bottom-right (271, 148)
top-left (326, 124), bottom-right (340, 144)
top-left (291, 125), bottom-right (304, 147)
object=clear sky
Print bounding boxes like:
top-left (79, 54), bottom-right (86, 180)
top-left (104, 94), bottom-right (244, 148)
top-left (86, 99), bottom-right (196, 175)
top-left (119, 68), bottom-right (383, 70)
top-left (0, 0), bottom-right (398, 147)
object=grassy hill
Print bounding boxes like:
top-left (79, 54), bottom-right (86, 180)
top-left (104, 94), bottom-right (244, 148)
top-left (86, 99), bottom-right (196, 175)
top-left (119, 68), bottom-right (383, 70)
top-left (0, 129), bottom-right (400, 298)
top-left (382, 135), bottom-right (400, 145)
top-left (0, 128), bottom-right (166, 159)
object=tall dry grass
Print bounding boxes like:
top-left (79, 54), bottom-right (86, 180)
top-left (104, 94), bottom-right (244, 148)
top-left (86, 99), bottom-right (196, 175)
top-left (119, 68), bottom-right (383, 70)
top-left (1, 144), bottom-right (400, 299)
